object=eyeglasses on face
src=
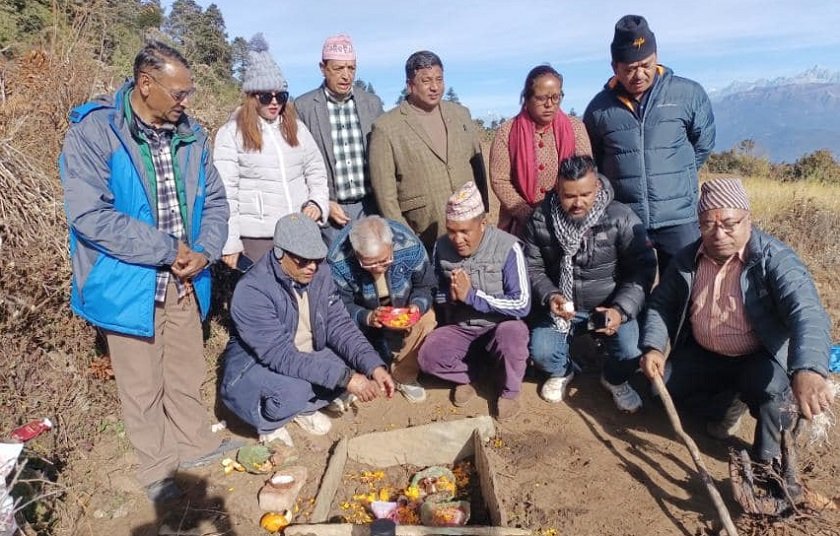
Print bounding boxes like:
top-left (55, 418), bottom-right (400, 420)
top-left (699, 215), bottom-right (748, 234)
top-left (358, 255), bottom-right (394, 270)
top-left (531, 92), bottom-right (564, 105)
top-left (286, 252), bottom-right (323, 268)
top-left (141, 72), bottom-right (195, 103)
top-left (255, 91), bottom-right (289, 106)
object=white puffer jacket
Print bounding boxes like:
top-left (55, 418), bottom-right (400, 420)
top-left (214, 115), bottom-right (329, 254)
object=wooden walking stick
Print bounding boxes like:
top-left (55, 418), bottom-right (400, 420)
top-left (653, 375), bottom-right (740, 536)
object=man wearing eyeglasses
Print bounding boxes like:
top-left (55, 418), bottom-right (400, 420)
top-left (60, 42), bottom-right (235, 503)
top-left (221, 214), bottom-right (395, 447)
top-left (639, 178), bottom-right (833, 477)
top-left (295, 35), bottom-right (385, 245)
top-left (327, 216), bottom-right (437, 403)
top-left (584, 15), bottom-right (715, 275)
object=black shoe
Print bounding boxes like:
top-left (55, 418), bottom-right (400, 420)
top-left (145, 477), bottom-right (184, 503)
top-left (180, 438), bottom-right (248, 469)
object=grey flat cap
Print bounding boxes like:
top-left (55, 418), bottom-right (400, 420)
top-left (273, 213), bottom-right (328, 260)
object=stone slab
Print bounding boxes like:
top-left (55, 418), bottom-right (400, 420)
top-left (347, 416), bottom-right (496, 467)
top-left (312, 436), bottom-right (349, 523)
top-left (285, 523), bottom-right (531, 536)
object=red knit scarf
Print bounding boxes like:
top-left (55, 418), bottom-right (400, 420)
top-left (508, 108), bottom-right (575, 206)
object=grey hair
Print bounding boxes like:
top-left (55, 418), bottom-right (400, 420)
top-left (349, 216), bottom-right (393, 257)
top-left (405, 50), bottom-right (443, 81)
top-left (133, 40), bottom-right (190, 82)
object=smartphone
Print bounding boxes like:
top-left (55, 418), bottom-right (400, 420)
top-left (235, 254), bottom-right (254, 273)
top-left (588, 310), bottom-right (608, 331)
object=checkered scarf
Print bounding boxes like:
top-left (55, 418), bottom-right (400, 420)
top-left (548, 182), bottom-right (611, 301)
top-left (326, 90), bottom-right (367, 201)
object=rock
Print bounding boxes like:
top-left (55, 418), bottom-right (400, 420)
top-left (111, 502), bottom-right (130, 519)
top-left (258, 466), bottom-right (308, 513)
top-left (347, 416), bottom-right (495, 466)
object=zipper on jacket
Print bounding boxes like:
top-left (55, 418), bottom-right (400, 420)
top-left (264, 119), bottom-right (295, 215)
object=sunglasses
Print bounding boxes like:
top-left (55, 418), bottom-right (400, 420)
top-left (255, 91), bottom-right (289, 105)
top-left (286, 252), bottom-right (323, 268)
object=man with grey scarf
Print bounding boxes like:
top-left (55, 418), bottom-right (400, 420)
top-left (522, 155), bottom-right (656, 411)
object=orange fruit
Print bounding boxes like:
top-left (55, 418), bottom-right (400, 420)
top-left (260, 511), bottom-right (291, 533)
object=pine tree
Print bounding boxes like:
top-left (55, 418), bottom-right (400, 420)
top-left (444, 87), bottom-right (460, 103)
top-left (395, 87), bottom-right (408, 105)
top-left (230, 36), bottom-right (249, 83)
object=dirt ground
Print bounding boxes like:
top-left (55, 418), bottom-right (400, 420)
top-left (56, 173), bottom-right (840, 536)
top-left (68, 351), bottom-right (840, 536)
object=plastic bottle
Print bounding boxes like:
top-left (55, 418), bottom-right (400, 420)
top-left (9, 418), bottom-right (53, 443)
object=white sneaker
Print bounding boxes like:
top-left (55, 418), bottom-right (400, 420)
top-left (293, 411), bottom-right (332, 435)
top-left (541, 372), bottom-right (575, 403)
top-left (601, 376), bottom-right (643, 413)
top-left (259, 426), bottom-right (294, 447)
top-left (325, 393), bottom-right (358, 414)
top-left (396, 381), bottom-right (427, 403)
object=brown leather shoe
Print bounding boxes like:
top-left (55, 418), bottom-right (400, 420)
top-left (496, 397), bottom-right (521, 421)
top-left (452, 384), bottom-right (477, 407)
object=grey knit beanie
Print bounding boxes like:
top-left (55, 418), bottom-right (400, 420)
top-left (242, 33), bottom-right (288, 93)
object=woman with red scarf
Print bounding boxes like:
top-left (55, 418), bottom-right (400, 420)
top-left (490, 66), bottom-right (592, 235)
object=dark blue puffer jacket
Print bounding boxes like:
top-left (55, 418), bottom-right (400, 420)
top-left (584, 66), bottom-right (715, 230)
top-left (220, 252), bottom-right (385, 424)
top-left (641, 228), bottom-right (831, 377)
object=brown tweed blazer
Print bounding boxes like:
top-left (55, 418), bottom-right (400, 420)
top-left (369, 100), bottom-right (488, 248)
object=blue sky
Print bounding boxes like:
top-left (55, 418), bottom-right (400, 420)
top-left (168, 0), bottom-right (840, 121)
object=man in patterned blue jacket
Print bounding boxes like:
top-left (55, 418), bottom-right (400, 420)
top-left (328, 215), bottom-right (436, 403)
top-left (60, 42), bottom-right (234, 502)
top-left (584, 14), bottom-right (716, 273)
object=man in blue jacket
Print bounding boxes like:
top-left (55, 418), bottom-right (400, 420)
top-left (60, 42), bottom-right (234, 502)
top-left (640, 178), bottom-right (833, 468)
top-left (584, 15), bottom-right (716, 273)
top-left (221, 214), bottom-right (395, 446)
top-left (328, 216), bottom-right (436, 403)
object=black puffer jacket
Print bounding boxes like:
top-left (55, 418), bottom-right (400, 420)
top-left (522, 180), bottom-right (656, 318)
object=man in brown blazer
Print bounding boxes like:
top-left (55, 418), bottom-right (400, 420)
top-left (369, 50), bottom-right (488, 249)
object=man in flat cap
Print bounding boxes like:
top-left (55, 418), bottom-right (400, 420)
top-left (295, 34), bottom-right (385, 244)
top-left (584, 14), bottom-right (716, 274)
top-left (640, 178), bottom-right (833, 469)
top-left (418, 182), bottom-right (530, 421)
top-left (220, 213), bottom-right (395, 446)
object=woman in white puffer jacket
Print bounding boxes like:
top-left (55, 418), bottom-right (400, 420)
top-left (214, 34), bottom-right (328, 268)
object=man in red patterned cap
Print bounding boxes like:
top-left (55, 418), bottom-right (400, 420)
top-left (639, 178), bottom-right (833, 468)
top-left (296, 34), bottom-right (385, 244)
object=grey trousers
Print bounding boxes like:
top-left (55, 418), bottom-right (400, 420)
top-left (106, 281), bottom-right (219, 485)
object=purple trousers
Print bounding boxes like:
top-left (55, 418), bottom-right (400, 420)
top-left (418, 320), bottom-right (529, 399)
